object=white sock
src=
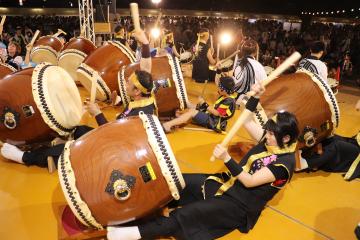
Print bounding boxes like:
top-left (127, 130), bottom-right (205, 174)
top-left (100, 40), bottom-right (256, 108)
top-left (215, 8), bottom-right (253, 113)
top-left (107, 226), bottom-right (141, 240)
top-left (299, 156), bottom-right (309, 170)
top-left (1, 143), bottom-right (24, 164)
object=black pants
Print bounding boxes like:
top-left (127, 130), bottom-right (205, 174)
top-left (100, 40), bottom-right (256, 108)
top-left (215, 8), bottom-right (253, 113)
top-left (22, 125), bottom-right (94, 168)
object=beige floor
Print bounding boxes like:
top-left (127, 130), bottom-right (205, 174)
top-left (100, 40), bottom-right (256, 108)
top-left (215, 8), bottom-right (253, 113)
top-left (0, 78), bottom-right (359, 240)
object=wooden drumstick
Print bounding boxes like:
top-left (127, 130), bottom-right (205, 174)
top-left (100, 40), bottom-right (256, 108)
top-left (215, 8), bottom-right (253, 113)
top-left (90, 71), bottom-right (99, 103)
top-left (216, 43), bottom-right (220, 58)
top-left (24, 30), bottom-right (40, 66)
top-left (53, 28), bottom-right (67, 38)
top-left (210, 35), bottom-right (214, 50)
top-left (154, 12), bottom-right (162, 29)
top-left (130, 3), bottom-right (141, 31)
top-left (0, 15), bottom-right (6, 35)
top-left (210, 51), bottom-right (301, 162)
top-left (218, 50), bottom-right (240, 65)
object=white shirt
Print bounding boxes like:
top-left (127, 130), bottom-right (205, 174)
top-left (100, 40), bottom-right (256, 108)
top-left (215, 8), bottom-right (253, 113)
top-left (299, 57), bottom-right (328, 83)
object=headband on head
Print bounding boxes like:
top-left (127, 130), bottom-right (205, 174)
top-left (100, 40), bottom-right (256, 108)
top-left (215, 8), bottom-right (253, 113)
top-left (218, 80), bottom-right (233, 95)
top-left (129, 73), bottom-right (150, 94)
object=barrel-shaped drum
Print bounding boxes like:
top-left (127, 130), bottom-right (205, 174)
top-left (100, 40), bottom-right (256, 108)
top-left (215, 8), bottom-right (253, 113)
top-left (119, 54), bottom-right (189, 117)
top-left (58, 37), bottom-right (96, 82)
top-left (30, 36), bottom-right (63, 65)
top-left (251, 69), bottom-right (340, 149)
top-left (0, 62), bottom-right (16, 79)
top-left (58, 114), bottom-right (185, 229)
top-left (0, 63), bottom-right (82, 143)
top-left (77, 41), bottom-right (136, 101)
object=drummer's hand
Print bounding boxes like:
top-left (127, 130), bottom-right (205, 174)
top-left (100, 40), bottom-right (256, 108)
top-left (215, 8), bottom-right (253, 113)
top-left (84, 98), bottom-right (102, 116)
top-left (25, 44), bottom-right (32, 52)
top-left (251, 82), bottom-right (265, 98)
top-left (213, 144), bottom-right (231, 162)
top-left (132, 30), bottom-right (149, 45)
top-left (215, 60), bottom-right (222, 68)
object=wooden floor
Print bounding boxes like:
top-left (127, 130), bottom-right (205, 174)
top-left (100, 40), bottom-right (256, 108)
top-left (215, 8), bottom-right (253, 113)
top-left (0, 78), bottom-right (359, 240)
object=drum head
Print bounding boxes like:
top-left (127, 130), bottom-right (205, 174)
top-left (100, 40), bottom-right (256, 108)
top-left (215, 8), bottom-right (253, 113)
top-left (58, 50), bottom-right (87, 82)
top-left (77, 63), bottom-right (110, 102)
top-left (33, 63), bottom-right (82, 134)
top-left (31, 46), bottom-right (58, 65)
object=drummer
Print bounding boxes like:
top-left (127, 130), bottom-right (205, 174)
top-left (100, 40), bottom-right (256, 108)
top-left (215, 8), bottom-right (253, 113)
top-left (298, 41), bottom-right (328, 83)
top-left (0, 29), bottom-right (156, 169)
top-left (161, 30), bottom-right (180, 58)
top-left (5, 41), bottom-right (23, 70)
top-left (107, 83), bottom-right (300, 240)
top-left (192, 28), bottom-right (217, 83)
top-left (162, 76), bottom-right (236, 133)
top-left (232, 38), bottom-right (267, 102)
top-left (114, 25), bottom-right (127, 46)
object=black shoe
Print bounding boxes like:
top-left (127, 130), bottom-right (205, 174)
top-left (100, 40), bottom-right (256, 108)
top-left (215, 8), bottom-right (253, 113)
top-left (355, 224), bottom-right (360, 240)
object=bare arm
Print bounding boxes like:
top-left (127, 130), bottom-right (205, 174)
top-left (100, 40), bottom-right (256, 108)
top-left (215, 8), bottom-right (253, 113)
top-left (207, 48), bottom-right (217, 65)
top-left (133, 30), bottom-right (151, 73)
top-left (243, 118), bottom-right (264, 141)
top-left (172, 45), bottom-right (180, 58)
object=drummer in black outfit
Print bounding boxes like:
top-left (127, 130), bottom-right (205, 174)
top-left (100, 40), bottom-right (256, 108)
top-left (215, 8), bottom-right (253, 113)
top-left (107, 83), bottom-right (300, 240)
top-left (192, 28), bottom-right (217, 83)
top-left (114, 25), bottom-right (127, 46)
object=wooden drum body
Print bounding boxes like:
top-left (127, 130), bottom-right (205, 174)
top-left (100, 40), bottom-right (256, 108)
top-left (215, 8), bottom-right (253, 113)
top-left (58, 114), bottom-right (185, 229)
top-left (77, 41), bottom-right (136, 101)
top-left (119, 54), bottom-right (189, 117)
top-left (58, 37), bottom-right (96, 82)
top-left (0, 63), bottom-right (82, 143)
top-left (31, 36), bottom-right (63, 65)
top-left (250, 69), bottom-right (340, 149)
top-left (0, 62), bottom-right (16, 79)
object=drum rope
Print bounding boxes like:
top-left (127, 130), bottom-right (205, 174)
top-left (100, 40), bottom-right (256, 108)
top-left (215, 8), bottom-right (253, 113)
top-left (59, 149), bottom-right (101, 229)
top-left (170, 55), bottom-right (188, 109)
top-left (146, 114), bottom-right (183, 193)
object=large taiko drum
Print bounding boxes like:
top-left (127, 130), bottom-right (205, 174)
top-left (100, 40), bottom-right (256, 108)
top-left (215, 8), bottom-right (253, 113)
top-left (58, 37), bottom-right (97, 82)
top-left (250, 69), bottom-right (340, 149)
top-left (119, 54), bottom-right (189, 117)
top-left (0, 63), bottom-right (82, 143)
top-left (30, 36), bottom-right (63, 65)
top-left (0, 62), bottom-right (16, 79)
top-left (77, 41), bottom-right (136, 102)
top-left (58, 114), bottom-right (185, 229)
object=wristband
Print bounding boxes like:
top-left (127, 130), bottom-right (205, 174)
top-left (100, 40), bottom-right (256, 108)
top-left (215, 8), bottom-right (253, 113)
top-left (245, 96), bottom-right (259, 112)
top-left (141, 44), bottom-right (150, 58)
top-left (225, 158), bottom-right (243, 176)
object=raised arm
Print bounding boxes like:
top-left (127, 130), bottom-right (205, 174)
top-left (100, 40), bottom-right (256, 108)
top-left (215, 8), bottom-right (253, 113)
top-left (132, 30), bottom-right (151, 73)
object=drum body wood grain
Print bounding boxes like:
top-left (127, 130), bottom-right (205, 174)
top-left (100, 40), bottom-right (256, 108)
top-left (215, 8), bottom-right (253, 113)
top-left (58, 115), bottom-right (185, 229)
top-left (255, 70), bottom-right (340, 148)
top-left (77, 41), bottom-right (136, 101)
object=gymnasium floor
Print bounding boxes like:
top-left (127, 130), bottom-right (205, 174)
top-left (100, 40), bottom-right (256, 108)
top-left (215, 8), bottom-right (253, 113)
top-left (0, 78), bottom-right (359, 240)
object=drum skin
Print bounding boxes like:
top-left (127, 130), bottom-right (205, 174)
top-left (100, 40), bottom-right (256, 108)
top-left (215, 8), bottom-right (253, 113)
top-left (65, 118), bottom-right (173, 225)
top-left (79, 42), bottom-right (133, 95)
top-left (259, 72), bottom-right (335, 149)
top-left (0, 63), bottom-right (16, 79)
top-left (123, 56), bottom-right (181, 117)
top-left (61, 37), bottom-right (96, 56)
top-left (33, 36), bottom-right (63, 52)
top-left (0, 68), bottom-right (57, 143)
